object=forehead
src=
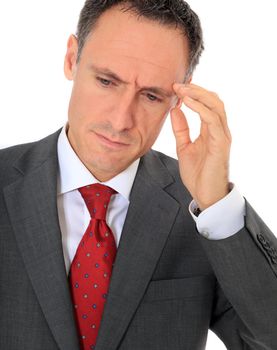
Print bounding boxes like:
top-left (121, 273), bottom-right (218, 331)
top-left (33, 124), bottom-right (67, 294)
top-left (80, 5), bottom-right (189, 84)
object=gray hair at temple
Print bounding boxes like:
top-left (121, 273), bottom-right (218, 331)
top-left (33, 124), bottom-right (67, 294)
top-left (76, 0), bottom-right (204, 82)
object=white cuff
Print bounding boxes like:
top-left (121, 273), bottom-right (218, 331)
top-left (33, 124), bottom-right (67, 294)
top-left (189, 184), bottom-right (246, 240)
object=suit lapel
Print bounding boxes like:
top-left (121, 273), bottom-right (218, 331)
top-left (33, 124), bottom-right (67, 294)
top-left (96, 151), bottom-right (180, 350)
top-left (3, 131), bottom-right (181, 350)
top-left (3, 131), bottom-right (79, 350)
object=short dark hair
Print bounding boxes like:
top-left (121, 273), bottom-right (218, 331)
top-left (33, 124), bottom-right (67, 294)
top-left (76, 0), bottom-right (204, 80)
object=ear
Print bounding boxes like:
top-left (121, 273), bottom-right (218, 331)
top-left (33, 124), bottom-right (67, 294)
top-left (186, 75), bottom-right (192, 84)
top-left (64, 34), bottom-right (79, 81)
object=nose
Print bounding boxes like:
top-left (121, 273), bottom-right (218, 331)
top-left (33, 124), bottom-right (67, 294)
top-left (109, 90), bottom-right (136, 132)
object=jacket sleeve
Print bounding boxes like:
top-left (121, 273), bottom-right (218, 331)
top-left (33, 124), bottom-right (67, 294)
top-left (198, 200), bottom-right (277, 349)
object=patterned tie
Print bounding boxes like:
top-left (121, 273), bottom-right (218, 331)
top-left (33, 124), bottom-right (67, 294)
top-left (69, 184), bottom-right (117, 350)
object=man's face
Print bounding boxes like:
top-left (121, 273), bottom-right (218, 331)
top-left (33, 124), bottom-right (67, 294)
top-left (64, 5), bottom-right (189, 181)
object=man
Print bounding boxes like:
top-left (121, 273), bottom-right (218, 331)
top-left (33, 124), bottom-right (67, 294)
top-left (0, 0), bottom-right (276, 349)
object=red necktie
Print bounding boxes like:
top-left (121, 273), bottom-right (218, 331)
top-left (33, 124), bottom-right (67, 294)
top-left (69, 184), bottom-right (117, 350)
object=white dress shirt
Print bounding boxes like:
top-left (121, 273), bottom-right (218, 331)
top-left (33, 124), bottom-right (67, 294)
top-left (189, 185), bottom-right (245, 239)
top-left (57, 126), bottom-right (245, 274)
top-left (57, 126), bottom-right (139, 274)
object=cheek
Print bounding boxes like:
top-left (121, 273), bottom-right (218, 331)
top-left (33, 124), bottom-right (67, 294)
top-left (69, 83), bottom-right (105, 126)
top-left (138, 111), bottom-right (168, 148)
top-left (73, 82), bottom-right (97, 111)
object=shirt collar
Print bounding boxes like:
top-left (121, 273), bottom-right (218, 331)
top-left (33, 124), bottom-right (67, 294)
top-left (57, 125), bottom-right (139, 201)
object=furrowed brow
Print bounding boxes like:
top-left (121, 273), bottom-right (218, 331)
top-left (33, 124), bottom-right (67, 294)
top-left (90, 64), bottom-right (175, 98)
top-left (89, 64), bottom-right (129, 85)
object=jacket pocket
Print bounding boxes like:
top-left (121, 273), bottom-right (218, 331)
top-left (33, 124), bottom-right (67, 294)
top-left (142, 275), bottom-right (215, 302)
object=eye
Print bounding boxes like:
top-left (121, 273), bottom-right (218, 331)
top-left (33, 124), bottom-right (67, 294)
top-left (146, 93), bottom-right (161, 102)
top-left (97, 77), bottom-right (112, 86)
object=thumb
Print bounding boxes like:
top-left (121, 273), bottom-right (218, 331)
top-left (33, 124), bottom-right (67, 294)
top-left (170, 107), bottom-right (191, 153)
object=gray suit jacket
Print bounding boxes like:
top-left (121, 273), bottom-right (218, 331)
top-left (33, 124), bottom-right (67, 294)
top-left (1, 129), bottom-right (277, 350)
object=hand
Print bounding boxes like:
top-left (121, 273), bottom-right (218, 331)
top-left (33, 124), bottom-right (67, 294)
top-left (170, 83), bottom-right (232, 210)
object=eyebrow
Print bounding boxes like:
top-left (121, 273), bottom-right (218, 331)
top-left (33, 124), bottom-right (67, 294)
top-left (89, 64), bottom-right (174, 98)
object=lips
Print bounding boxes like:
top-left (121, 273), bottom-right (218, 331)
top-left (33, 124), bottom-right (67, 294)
top-left (93, 131), bottom-right (130, 149)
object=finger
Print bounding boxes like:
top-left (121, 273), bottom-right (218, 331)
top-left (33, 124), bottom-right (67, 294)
top-left (182, 96), bottom-right (227, 142)
top-left (189, 86), bottom-right (230, 136)
top-left (170, 107), bottom-right (191, 152)
top-left (174, 84), bottom-right (231, 141)
top-left (173, 83), bottom-right (224, 115)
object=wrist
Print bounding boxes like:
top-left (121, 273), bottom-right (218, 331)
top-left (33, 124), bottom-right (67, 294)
top-left (195, 184), bottom-right (230, 211)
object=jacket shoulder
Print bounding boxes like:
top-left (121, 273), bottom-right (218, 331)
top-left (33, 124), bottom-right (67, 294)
top-left (0, 129), bottom-right (61, 186)
top-left (0, 142), bottom-right (40, 189)
top-left (0, 141), bottom-right (37, 168)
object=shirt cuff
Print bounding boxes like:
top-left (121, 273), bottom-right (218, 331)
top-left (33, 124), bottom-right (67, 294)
top-left (189, 184), bottom-right (246, 240)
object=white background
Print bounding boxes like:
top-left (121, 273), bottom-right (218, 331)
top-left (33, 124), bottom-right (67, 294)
top-left (0, 1), bottom-right (276, 348)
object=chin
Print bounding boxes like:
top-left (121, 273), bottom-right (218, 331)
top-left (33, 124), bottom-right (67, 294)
top-left (85, 157), bottom-right (123, 177)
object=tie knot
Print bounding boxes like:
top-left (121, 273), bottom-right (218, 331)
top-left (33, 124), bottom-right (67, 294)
top-left (78, 184), bottom-right (116, 220)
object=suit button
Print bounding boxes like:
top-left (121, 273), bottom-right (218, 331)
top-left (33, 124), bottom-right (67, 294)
top-left (268, 247), bottom-right (277, 258)
top-left (201, 230), bottom-right (210, 239)
top-left (257, 234), bottom-right (271, 250)
top-left (257, 233), bottom-right (266, 245)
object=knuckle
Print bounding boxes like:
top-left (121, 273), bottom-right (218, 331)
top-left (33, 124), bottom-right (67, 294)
top-left (218, 99), bottom-right (225, 110)
top-left (227, 132), bottom-right (232, 143)
top-left (211, 91), bottom-right (219, 98)
top-left (210, 91), bottom-right (225, 108)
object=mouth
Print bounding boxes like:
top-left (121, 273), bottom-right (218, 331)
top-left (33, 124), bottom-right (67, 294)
top-left (93, 131), bottom-right (130, 150)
